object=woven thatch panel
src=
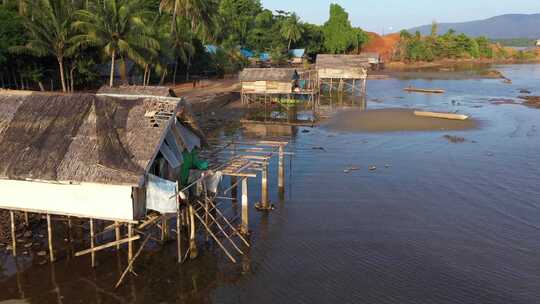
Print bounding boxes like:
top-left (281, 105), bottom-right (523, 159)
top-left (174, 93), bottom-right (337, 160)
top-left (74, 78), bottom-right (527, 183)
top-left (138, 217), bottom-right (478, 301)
top-left (97, 85), bottom-right (177, 97)
top-left (0, 93), bottom-right (183, 185)
top-left (242, 81), bottom-right (292, 94)
top-left (240, 68), bottom-right (296, 82)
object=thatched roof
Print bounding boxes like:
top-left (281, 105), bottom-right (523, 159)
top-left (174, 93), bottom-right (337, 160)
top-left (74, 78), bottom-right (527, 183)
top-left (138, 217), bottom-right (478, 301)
top-left (97, 85), bottom-right (177, 97)
top-left (239, 68), bottom-right (296, 82)
top-left (0, 92), bottom-right (192, 186)
top-left (316, 54), bottom-right (371, 69)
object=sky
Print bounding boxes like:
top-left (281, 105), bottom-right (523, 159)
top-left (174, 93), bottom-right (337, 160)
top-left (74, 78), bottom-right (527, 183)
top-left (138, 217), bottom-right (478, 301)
top-left (261, 0), bottom-right (540, 33)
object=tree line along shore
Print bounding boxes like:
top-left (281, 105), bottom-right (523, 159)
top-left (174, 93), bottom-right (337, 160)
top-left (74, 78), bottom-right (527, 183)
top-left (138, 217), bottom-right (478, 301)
top-left (0, 0), bottom-right (538, 92)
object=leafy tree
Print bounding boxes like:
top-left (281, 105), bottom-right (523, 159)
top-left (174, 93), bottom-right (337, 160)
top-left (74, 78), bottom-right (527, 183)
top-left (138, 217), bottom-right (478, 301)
top-left (322, 4), bottom-right (355, 54)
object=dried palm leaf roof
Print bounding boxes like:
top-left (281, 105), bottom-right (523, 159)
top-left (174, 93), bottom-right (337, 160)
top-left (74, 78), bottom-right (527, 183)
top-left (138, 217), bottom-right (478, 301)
top-left (0, 92), bottom-right (192, 186)
top-left (316, 54), bottom-right (371, 69)
top-left (239, 68), bottom-right (297, 82)
top-left (97, 85), bottom-right (177, 98)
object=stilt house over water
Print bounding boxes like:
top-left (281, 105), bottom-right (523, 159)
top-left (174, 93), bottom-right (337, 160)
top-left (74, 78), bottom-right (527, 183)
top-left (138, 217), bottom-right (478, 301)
top-left (316, 54), bottom-right (370, 95)
top-left (239, 68), bottom-right (318, 105)
top-left (0, 91), bottom-right (202, 222)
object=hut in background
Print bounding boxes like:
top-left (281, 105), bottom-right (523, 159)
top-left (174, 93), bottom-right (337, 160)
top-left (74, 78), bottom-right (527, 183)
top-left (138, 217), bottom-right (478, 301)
top-left (316, 54), bottom-right (370, 96)
top-left (239, 68), bottom-right (318, 105)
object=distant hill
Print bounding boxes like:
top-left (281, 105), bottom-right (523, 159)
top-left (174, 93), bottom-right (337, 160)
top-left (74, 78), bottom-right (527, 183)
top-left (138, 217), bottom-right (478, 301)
top-left (409, 14), bottom-right (540, 39)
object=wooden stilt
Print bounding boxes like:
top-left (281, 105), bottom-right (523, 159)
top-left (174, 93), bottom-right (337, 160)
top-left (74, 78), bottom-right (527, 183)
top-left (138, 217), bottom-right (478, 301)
top-left (161, 217), bottom-right (169, 242)
top-left (177, 209), bottom-right (182, 263)
top-left (89, 218), bottom-right (95, 267)
top-left (278, 145), bottom-right (285, 190)
top-left (128, 223), bottom-right (133, 268)
top-left (189, 205), bottom-right (197, 259)
top-left (10, 211), bottom-right (16, 257)
top-left (115, 221), bottom-right (120, 250)
top-left (261, 163), bottom-right (269, 209)
top-left (241, 178), bottom-right (249, 235)
top-left (24, 212), bottom-right (29, 227)
top-left (176, 182), bottom-right (182, 263)
top-left (47, 214), bottom-right (55, 262)
top-left (230, 176), bottom-right (237, 202)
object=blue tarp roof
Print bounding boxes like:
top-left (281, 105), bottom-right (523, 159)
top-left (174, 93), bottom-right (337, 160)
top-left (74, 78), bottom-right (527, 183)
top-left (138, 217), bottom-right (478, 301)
top-left (240, 48), bottom-right (254, 58)
top-left (289, 49), bottom-right (305, 58)
top-left (259, 52), bottom-right (270, 61)
top-left (205, 44), bottom-right (218, 54)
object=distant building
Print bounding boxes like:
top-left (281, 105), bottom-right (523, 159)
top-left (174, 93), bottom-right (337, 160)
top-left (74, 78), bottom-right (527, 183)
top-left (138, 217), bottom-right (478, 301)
top-left (289, 49), bottom-right (306, 65)
top-left (536, 40), bottom-right (540, 47)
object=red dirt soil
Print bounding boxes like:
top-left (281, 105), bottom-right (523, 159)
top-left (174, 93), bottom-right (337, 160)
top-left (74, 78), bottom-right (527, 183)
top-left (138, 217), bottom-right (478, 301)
top-left (362, 32), bottom-right (400, 61)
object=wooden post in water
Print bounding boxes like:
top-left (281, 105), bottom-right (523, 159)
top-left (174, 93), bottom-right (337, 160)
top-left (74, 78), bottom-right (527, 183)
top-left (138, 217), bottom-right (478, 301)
top-left (24, 212), bottom-right (29, 227)
top-left (89, 218), bottom-right (95, 267)
top-left (128, 223), bottom-right (133, 269)
top-left (47, 214), bottom-right (55, 262)
top-left (241, 178), bottom-right (249, 235)
top-left (10, 211), bottom-right (16, 257)
top-left (115, 221), bottom-right (121, 250)
top-left (189, 204), bottom-right (198, 259)
top-left (231, 176), bottom-right (237, 202)
top-left (161, 216), bottom-right (169, 242)
top-left (176, 182), bottom-right (182, 263)
top-left (278, 145), bottom-right (285, 191)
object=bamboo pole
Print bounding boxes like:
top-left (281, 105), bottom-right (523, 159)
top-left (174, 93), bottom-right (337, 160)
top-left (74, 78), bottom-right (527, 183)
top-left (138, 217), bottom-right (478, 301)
top-left (24, 212), bottom-right (29, 227)
top-left (10, 211), bottom-right (16, 257)
top-left (261, 162), bottom-right (269, 209)
top-left (197, 200), bottom-right (244, 255)
top-left (192, 211), bottom-right (236, 263)
top-left (75, 236), bottom-right (140, 257)
top-left (89, 219), bottom-right (96, 267)
top-left (206, 198), bottom-right (250, 247)
top-left (114, 234), bottom-right (151, 289)
top-left (47, 214), bottom-right (54, 262)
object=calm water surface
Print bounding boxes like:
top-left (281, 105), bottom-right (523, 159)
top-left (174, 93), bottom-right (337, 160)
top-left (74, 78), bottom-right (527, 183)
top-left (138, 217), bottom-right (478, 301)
top-left (1, 64), bottom-right (539, 303)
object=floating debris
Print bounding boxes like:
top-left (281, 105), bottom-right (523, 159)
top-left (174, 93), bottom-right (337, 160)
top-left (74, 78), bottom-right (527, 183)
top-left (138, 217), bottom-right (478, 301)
top-left (37, 251), bottom-right (47, 256)
top-left (312, 146), bottom-right (326, 151)
top-left (443, 135), bottom-right (466, 143)
top-left (369, 165), bottom-right (377, 171)
top-left (385, 164), bottom-right (391, 168)
top-left (519, 89), bottom-right (531, 94)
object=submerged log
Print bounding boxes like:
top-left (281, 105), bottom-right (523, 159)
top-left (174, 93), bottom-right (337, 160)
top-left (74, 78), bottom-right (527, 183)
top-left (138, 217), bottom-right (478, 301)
top-left (404, 87), bottom-right (445, 94)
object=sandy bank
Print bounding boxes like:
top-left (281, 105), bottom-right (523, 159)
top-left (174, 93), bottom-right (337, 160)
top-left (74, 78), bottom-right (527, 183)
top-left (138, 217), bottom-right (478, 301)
top-left (323, 108), bottom-right (477, 133)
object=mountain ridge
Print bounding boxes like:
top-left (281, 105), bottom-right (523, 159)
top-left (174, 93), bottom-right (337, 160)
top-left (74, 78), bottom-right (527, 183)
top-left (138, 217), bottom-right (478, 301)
top-left (408, 14), bottom-right (540, 39)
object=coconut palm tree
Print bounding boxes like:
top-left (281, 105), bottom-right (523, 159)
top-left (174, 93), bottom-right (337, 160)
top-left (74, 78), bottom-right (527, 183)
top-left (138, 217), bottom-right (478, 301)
top-left (170, 17), bottom-right (195, 84)
top-left (160, 0), bottom-right (217, 35)
top-left (280, 13), bottom-right (304, 51)
top-left (14, 0), bottom-right (75, 92)
top-left (72, 0), bottom-right (159, 87)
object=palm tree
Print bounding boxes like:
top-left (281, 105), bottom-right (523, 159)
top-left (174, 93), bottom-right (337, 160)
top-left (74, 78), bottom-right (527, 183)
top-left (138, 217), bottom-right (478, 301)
top-left (15, 0), bottom-right (75, 92)
top-left (160, 0), bottom-right (217, 35)
top-left (72, 0), bottom-right (159, 87)
top-left (170, 18), bottom-right (195, 84)
top-left (281, 13), bottom-right (303, 51)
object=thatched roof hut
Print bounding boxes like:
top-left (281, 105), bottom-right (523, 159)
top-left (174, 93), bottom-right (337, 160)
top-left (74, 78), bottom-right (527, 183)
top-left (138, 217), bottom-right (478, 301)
top-left (240, 68), bottom-right (297, 94)
top-left (97, 85), bottom-right (177, 98)
top-left (316, 54), bottom-right (370, 79)
top-left (0, 92), bottom-right (202, 221)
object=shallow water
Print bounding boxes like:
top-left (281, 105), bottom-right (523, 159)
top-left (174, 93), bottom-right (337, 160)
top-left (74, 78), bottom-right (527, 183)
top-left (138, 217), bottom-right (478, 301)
top-left (1, 64), bottom-right (540, 303)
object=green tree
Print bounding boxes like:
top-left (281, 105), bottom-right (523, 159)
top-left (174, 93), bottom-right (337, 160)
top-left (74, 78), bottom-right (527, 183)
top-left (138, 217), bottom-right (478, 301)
top-left (322, 4), bottom-right (355, 54)
top-left (280, 13), bottom-right (303, 50)
top-left (72, 0), bottom-right (159, 87)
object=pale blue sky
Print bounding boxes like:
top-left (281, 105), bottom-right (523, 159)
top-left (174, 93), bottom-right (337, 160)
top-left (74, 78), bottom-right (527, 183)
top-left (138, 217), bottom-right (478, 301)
top-left (261, 0), bottom-right (540, 33)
